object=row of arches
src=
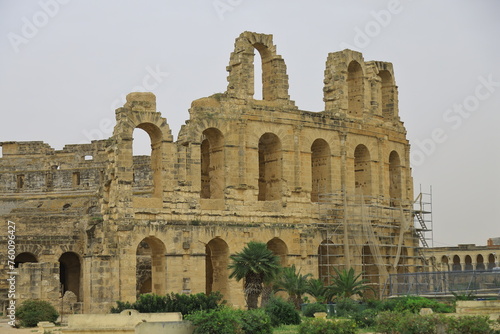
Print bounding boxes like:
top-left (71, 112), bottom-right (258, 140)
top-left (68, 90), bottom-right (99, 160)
top-left (346, 60), bottom-right (396, 117)
top-left (437, 254), bottom-right (497, 271)
top-left (136, 236), bottom-right (394, 299)
top-left (200, 128), bottom-right (404, 205)
top-left (14, 251), bottom-right (82, 301)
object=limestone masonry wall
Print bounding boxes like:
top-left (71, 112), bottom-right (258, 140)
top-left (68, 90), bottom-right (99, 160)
top-left (0, 31), bottom-right (420, 313)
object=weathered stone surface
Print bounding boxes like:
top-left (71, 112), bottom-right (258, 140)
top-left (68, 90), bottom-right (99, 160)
top-left (0, 31), bottom-right (419, 313)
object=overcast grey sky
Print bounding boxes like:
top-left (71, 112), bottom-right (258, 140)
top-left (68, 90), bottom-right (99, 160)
top-left (1, 0), bottom-right (499, 247)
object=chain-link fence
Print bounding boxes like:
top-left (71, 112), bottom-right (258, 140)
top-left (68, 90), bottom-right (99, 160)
top-left (387, 270), bottom-right (500, 297)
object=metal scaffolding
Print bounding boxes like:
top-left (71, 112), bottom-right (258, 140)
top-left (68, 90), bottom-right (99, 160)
top-left (317, 188), bottom-right (433, 296)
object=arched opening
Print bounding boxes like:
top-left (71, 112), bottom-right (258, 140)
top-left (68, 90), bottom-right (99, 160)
top-left (59, 252), bottom-right (81, 301)
top-left (258, 133), bottom-right (282, 201)
top-left (267, 238), bottom-right (288, 266)
top-left (488, 254), bottom-right (496, 270)
top-left (441, 255), bottom-right (450, 271)
top-left (464, 255), bottom-right (473, 271)
top-left (136, 237), bottom-right (166, 297)
top-left (205, 238), bottom-right (229, 298)
top-left (476, 254), bottom-right (485, 271)
top-left (362, 245), bottom-right (379, 291)
top-left (318, 240), bottom-right (342, 285)
top-left (253, 47), bottom-right (263, 100)
top-left (201, 128), bottom-right (225, 199)
top-left (379, 70), bottom-right (394, 118)
top-left (354, 145), bottom-right (371, 200)
top-left (132, 123), bottom-right (163, 198)
top-left (389, 151), bottom-right (402, 207)
top-left (311, 139), bottom-right (331, 202)
top-left (347, 61), bottom-right (364, 117)
top-left (452, 255), bottom-right (462, 271)
top-left (14, 252), bottom-right (37, 268)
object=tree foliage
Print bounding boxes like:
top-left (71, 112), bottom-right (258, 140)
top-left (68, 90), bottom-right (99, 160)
top-left (273, 264), bottom-right (312, 309)
top-left (328, 267), bottom-right (373, 299)
top-left (228, 241), bottom-right (281, 309)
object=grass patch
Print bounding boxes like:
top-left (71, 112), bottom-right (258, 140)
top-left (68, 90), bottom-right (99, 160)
top-left (273, 324), bottom-right (299, 333)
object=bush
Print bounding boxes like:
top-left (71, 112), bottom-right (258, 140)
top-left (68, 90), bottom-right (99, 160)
top-left (110, 292), bottom-right (224, 315)
top-left (240, 308), bottom-right (273, 334)
top-left (375, 311), bottom-right (404, 334)
top-left (447, 315), bottom-right (493, 334)
top-left (16, 299), bottom-right (59, 327)
top-left (302, 303), bottom-right (327, 317)
top-left (398, 313), bottom-right (440, 334)
top-left (299, 318), bottom-right (357, 334)
top-left (377, 296), bottom-right (454, 314)
top-left (264, 297), bottom-right (301, 327)
top-left (186, 307), bottom-right (243, 334)
top-left (186, 307), bottom-right (272, 334)
top-left (353, 308), bottom-right (378, 328)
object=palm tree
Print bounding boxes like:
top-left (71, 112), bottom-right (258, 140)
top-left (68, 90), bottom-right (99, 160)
top-left (228, 241), bottom-right (281, 309)
top-left (306, 278), bottom-right (328, 303)
top-left (328, 267), bottom-right (373, 299)
top-left (273, 264), bottom-right (312, 309)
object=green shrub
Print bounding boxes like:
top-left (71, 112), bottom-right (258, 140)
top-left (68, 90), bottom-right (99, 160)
top-left (240, 308), bottom-right (273, 334)
top-left (299, 318), bottom-right (357, 334)
top-left (377, 296), bottom-right (454, 314)
top-left (447, 315), bottom-right (493, 334)
top-left (186, 307), bottom-right (243, 334)
top-left (398, 313), bottom-right (440, 334)
top-left (302, 303), bottom-right (327, 317)
top-left (264, 297), bottom-right (301, 327)
top-left (374, 311), bottom-right (404, 334)
top-left (16, 299), bottom-right (59, 327)
top-left (110, 292), bottom-right (224, 315)
top-left (353, 308), bottom-right (378, 328)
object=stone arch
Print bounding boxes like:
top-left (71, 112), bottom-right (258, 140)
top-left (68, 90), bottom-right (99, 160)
top-left (464, 255), bottom-right (473, 271)
top-left (226, 31), bottom-right (292, 103)
top-left (59, 252), bottom-right (82, 301)
top-left (205, 238), bottom-right (229, 299)
top-left (267, 238), bottom-right (288, 266)
top-left (258, 133), bottom-right (282, 201)
top-left (488, 253), bottom-right (496, 270)
top-left (14, 252), bottom-right (38, 268)
top-left (389, 150), bottom-right (402, 206)
top-left (476, 254), bottom-right (485, 270)
top-left (311, 139), bottom-right (331, 202)
top-left (347, 60), bottom-right (364, 117)
top-left (318, 240), bottom-right (342, 284)
top-left (201, 128), bottom-right (225, 199)
top-left (354, 144), bottom-right (372, 199)
top-left (378, 70), bottom-right (395, 118)
top-left (109, 93), bottom-right (173, 212)
top-left (441, 255), bottom-right (450, 271)
top-left (452, 255), bottom-right (461, 271)
top-left (136, 236), bottom-right (166, 297)
top-left (133, 123), bottom-right (164, 198)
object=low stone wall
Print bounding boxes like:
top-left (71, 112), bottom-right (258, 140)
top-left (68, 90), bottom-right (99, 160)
top-left (456, 300), bottom-right (500, 320)
top-left (62, 309), bottom-right (184, 334)
top-left (135, 321), bottom-right (194, 334)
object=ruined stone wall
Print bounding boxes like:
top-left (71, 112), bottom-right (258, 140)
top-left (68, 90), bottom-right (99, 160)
top-left (0, 31), bottom-right (420, 313)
